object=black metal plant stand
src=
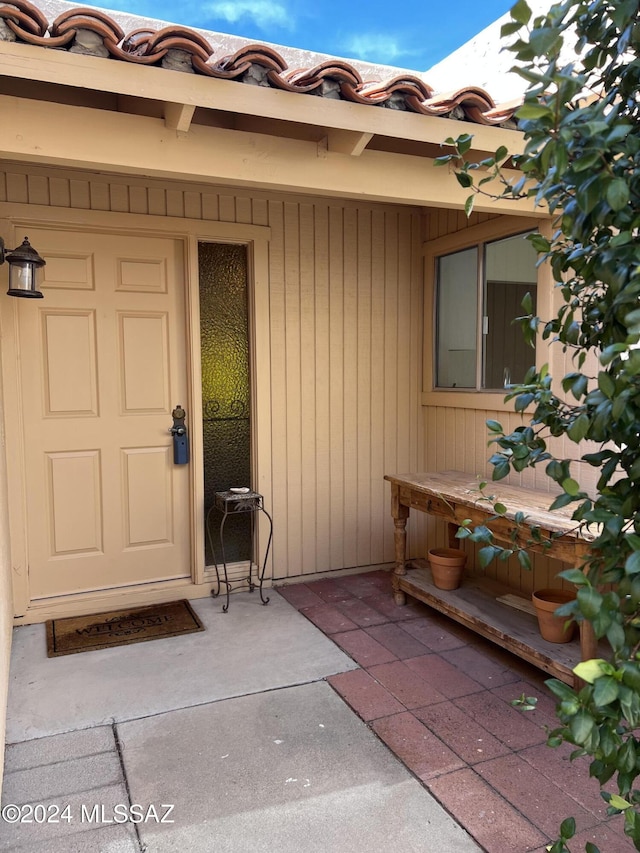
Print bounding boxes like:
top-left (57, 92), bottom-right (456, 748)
top-left (207, 490), bottom-right (273, 613)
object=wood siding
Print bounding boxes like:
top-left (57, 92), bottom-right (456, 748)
top-left (0, 165), bottom-right (424, 581)
top-left (423, 209), bottom-right (501, 241)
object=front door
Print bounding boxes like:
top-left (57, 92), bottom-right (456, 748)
top-left (14, 227), bottom-right (191, 602)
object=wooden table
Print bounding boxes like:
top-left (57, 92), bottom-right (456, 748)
top-left (385, 471), bottom-right (597, 685)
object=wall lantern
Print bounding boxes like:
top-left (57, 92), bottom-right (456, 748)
top-left (0, 236), bottom-right (46, 298)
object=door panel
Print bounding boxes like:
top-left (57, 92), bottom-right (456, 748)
top-left (17, 229), bottom-right (191, 600)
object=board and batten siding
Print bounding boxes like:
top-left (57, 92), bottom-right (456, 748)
top-left (0, 166), bottom-right (425, 581)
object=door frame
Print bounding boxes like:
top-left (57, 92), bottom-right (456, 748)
top-left (0, 203), bottom-right (271, 623)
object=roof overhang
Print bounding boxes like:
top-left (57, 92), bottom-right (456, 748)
top-left (0, 40), bottom-right (542, 215)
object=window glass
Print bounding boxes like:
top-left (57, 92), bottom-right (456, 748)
top-left (436, 247), bottom-right (478, 388)
top-left (435, 232), bottom-right (537, 391)
top-left (484, 234), bottom-right (537, 389)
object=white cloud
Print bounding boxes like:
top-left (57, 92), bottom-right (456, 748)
top-left (206, 0), bottom-right (292, 30)
top-left (343, 33), bottom-right (417, 63)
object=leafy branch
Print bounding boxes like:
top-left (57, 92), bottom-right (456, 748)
top-left (434, 0), bottom-right (640, 848)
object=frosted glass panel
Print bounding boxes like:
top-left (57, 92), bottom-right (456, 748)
top-left (199, 243), bottom-right (251, 565)
top-left (436, 248), bottom-right (478, 388)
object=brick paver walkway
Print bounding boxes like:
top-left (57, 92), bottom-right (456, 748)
top-left (277, 570), bottom-right (632, 853)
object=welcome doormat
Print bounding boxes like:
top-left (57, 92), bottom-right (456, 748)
top-left (45, 600), bottom-right (205, 657)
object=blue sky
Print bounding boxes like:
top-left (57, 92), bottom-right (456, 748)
top-left (93, 0), bottom-right (514, 71)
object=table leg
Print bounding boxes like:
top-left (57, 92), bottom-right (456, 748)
top-left (391, 485), bottom-right (410, 605)
top-left (573, 600), bottom-right (598, 689)
top-left (579, 620), bottom-right (598, 661)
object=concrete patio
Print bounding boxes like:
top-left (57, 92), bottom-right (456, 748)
top-left (1, 570), bottom-right (633, 851)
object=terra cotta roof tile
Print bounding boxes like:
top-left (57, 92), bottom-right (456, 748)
top-left (0, 0), bottom-right (520, 127)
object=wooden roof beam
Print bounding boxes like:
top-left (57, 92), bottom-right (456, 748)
top-left (327, 129), bottom-right (374, 156)
top-left (164, 102), bottom-right (196, 133)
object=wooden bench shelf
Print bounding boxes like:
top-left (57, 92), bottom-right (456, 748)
top-left (401, 563), bottom-right (582, 684)
top-left (385, 471), bottom-right (598, 688)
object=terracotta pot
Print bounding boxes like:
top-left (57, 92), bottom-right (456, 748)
top-left (428, 548), bottom-right (467, 590)
top-left (532, 588), bottom-right (576, 643)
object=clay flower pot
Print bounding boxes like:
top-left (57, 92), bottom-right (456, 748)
top-left (532, 588), bottom-right (576, 643)
top-left (428, 548), bottom-right (467, 590)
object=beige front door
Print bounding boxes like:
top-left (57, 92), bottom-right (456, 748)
top-left (15, 227), bottom-right (192, 601)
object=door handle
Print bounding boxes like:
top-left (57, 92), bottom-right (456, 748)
top-left (169, 405), bottom-right (190, 464)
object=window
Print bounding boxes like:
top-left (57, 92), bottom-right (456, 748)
top-left (435, 232), bottom-right (538, 391)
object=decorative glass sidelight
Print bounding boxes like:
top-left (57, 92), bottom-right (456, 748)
top-left (199, 242), bottom-right (251, 566)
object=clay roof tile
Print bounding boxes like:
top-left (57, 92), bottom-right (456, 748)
top-left (0, 2), bottom-right (522, 128)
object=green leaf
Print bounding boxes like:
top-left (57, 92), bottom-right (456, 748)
top-left (493, 502), bottom-right (507, 515)
top-left (608, 794), bottom-right (631, 811)
top-left (558, 568), bottom-right (589, 585)
top-left (456, 134), bottom-right (473, 154)
top-left (514, 393), bottom-right (534, 412)
top-left (478, 545), bottom-right (500, 568)
top-left (621, 662), bottom-right (640, 691)
top-left (598, 372), bottom-right (615, 399)
top-left (625, 551), bottom-right (640, 575)
top-left (573, 659), bottom-right (608, 684)
top-left (600, 343), bottom-right (627, 365)
top-left (549, 492), bottom-right (574, 510)
top-left (562, 477), bottom-right (580, 496)
top-left (572, 151), bottom-right (602, 172)
top-left (501, 20), bottom-right (524, 36)
top-left (570, 709), bottom-right (594, 744)
top-left (593, 675), bottom-right (619, 706)
top-left (528, 233), bottom-right (550, 253)
top-left (510, 0), bottom-right (531, 25)
top-left (464, 194), bottom-right (475, 217)
top-left (492, 460), bottom-right (510, 480)
top-left (517, 549), bottom-right (532, 570)
top-left (528, 26), bottom-right (562, 56)
top-left (577, 587), bottom-right (603, 620)
top-left (606, 620), bottom-right (625, 652)
top-left (576, 176), bottom-right (602, 214)
top-left (469, 525), bottom-right (493, 543)
top-left (516, 102), bottom-right (553, 120)
top-left (606, 178), bottom-right (630, 211)
top-left (568, 413), bottom-right (590, 442)
top-left (546, 679), bottom-right (577, 702)
top-left (624, 308), bottom-right (640, 328)
top-left (559, 816), bottom-right (576, 839)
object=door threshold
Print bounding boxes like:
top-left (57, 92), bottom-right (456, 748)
top-left (15, 579), bottom-right (212, 626)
